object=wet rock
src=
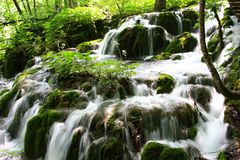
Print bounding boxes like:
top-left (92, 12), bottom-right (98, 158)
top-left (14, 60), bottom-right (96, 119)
top-left (40, 90), bottom-right (89, 111)
top-left (224, 140), bottom-right (240, 160)
top-left (182, 10), bottom-right (199, 30)
top-left (186, 74), bottom-right (213, 86)
top-left (165, 32), bottom-right (198, 53)
top-left (24, 110), bottom-right (64, 159)
top-left (141, 142), bottom-right (166, 160)
top-left (159, 147), bottom-right (189, 160)
top-left (66, 127), bottom-right (85, 160)
top-left (76, 39), bottom-right (102, 53)
top-left (118, 25), bottom-right (170, 59)
top-left (150, 12), bottom-right (181, 35)
top-left (156, 74), bottom-right (175, 94)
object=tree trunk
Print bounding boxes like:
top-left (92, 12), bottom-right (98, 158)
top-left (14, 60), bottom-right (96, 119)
top-left (12, 0), bottom-right (22, 15)
top-left (154, 0), bottom-right (166, 11)
top-left (33, 0), bottom-right (36, 14)
top-left (199, 0), bottom-right (240, 99)
top-left (213, 9), bottom-right (224, 50)
top-left (25, 0), bottom-right (32, 15)
top-left (20, 0), bottom-right (28, 13)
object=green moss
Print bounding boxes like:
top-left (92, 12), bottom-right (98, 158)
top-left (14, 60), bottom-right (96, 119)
top-left (156, 74), bottom-right (175, 94)
top-left (182, 19), bottom-right (192, 32)
top-left (182, 10), bottom-right (199, 29)
top-left (159, 147), bottom-right (188, 160)
top-left (40, 90), bottom-right (88, 112)
top-left (207, 34), bottom-right (219, 53)
top-left (0, 89), bottom-right (18, 117)
top-left (218, 151), bottom-right (227, 160)
top-left (88, 137), bottom-right (124, 160)
top-left (80, 82), bottom-right (93, 92)
top-left (165, 32), bottom-right (197, 53)
top-left (67, 128), bottom-right (84, 160)
top-left (76, 39), bottom-right (102, 53)
top-left (188, 126), bottom-right (198, 140)
top-left (152, 52), bottom-right (172, 60)
top-left (24, 110), bottom-right (63, 159)
top-left (153, 12), bottom-right (181, 35)
top-left (141, 142), bottom-right (166, 160)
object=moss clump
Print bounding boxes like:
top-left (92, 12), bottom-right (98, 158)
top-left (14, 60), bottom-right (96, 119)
top-left (182, 10), bottom-right (199, 30)
top-left (76, 39), bottom-right (102, 53)
top-left (217, 151), bottom-right (227, 160)
top-left (152, 12), bottom-right (181, 35)
top-left (188, 126), bottom-right (198, 140)
top-left (24, 110), bottom-right (63, 159)
top-left (141, 142), bottom-right (166, 160)
top-left (151, 52), bottom-right (172, 60)
top-left (88, 137), bottom-right (124, 160)
top-left (165, 32), bottom-right (197, 53)
top-left (156, 74), bottom-right (175, 94)
top-left (67, 127), bottom-right (85, 160)
top-left (159, 147), bottom-right (188, 160)
top-left (208, 33), bottom-right (219, 53)
top-left (40, 90), bottom-right (88, 112)
top-left (0, 89), bottom-right (18, 117)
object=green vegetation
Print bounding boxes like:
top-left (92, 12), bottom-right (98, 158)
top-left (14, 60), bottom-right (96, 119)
top-left (218, 151), bottom-right (227, 160)
top-left (156, 74), bottom-right (175, 94)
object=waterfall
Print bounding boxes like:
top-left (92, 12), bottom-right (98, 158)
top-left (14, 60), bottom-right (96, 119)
top-left (175, 12), bottom-right (183, 35)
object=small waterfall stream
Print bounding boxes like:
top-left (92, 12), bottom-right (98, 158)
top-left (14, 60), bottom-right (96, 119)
top-left (0, 10), bottom-right (236, 160)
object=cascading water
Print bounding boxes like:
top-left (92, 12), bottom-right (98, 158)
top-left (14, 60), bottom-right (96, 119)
top-left (0, 9), bottom-right (233, 160)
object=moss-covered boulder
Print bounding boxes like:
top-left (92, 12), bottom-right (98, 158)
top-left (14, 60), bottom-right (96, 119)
top-left (66, 127), bottom-right (85, 160)
top-left (0, 88), bottom-right (18, 117)
top-left (117, 25), bottom-right (169, 59)
top-left (141, 142), bottom-right (166, 160)
top-left (188, 126), bottom-right (198, 140)
top-left (182, 19), bottom-right (192, 32)
top-left (165, 32), bottom-right (198, 53)
top-left (87, 137), bottom-right (124, 160)
top-left (24, 110), bottom-right (64, 159)
top-left (156, 74), bottom-right (175, 94)
top-left (186, 74), bottom-right (213, 86)
top-left (150, 12), bottom-right (181, 35)
top-left (189, 86), bottom-right (211, 112)
top-left (182, 10), bottom-right (199, 30)
top-left (3, 47), bottom-right (28, 78)
top-left (159, 147), bottom-right (188, 160)
top-left (40, 90), bottom-right (88, 111)
top-left (76, 39), bottom-right (102, 53)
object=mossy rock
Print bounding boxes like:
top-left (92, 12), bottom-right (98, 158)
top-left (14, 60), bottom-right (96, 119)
top-left (40, 90), bottom-right (88, 112)
top-left (156, 74), bottom-right (175, 94)
top-left (182, 19), bottom-right (192, 33)
top-left (217, 151), bottom-right (227, 160)
top-left (159, 147), bottom-right (188, 160)
top-left (76, 39), bottom-right (102, 53)
top-left (87, 137), bottom-right (124, 160)
top-left (3, 47), bottom-right (28, 78)
top-left (0, 88), bottom-right (18, 117)
top-left (7, 93), bottom-right (43, 138)
top-left (208, 33), bottom-right (219, 53)
top-left (141, 142), bottom-right (166, 160)
top-left (118, 25), bottom-right (169, 59)
top-left (187, 74), bottom-right (213, 86)
top-left (189, 86), bottom-right (211, 112)
top-left (150, 12), bottom-right (181, 35)
top-left (165, 32), bottom-right (197, 53)
top-left (222, 15), bottom-right (233, 28)
top-left (24, 110), bottom-right (64, 159)
top-left (151, 52), bottom-right (172, 61)
top-left (188, 126), bottom-right (198, 140)
top-left (182, 10), bottom-right (199, 29)
top-left (80, 82), bottom-right (93, 92)
top-left (66, 127), bottom-right (85, 160)
top-left (90, 112), bottom-right (105, 139)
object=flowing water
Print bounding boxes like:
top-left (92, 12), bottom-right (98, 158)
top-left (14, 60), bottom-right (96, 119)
top-left (0, 11), bottom-right (234, 160)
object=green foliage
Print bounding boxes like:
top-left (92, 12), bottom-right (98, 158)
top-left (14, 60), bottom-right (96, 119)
top-left (45, 6), bottom-right (106, 50)
top-left (76, 39), bottom-right (102, 53)
top-left (44, 51), bottom-right (138, 88)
